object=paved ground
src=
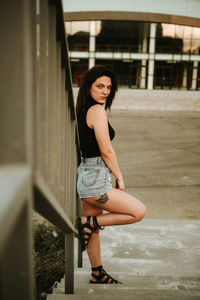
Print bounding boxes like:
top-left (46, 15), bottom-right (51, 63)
top-left (111, 89), bottom-right (200, 112)
top-left (53, 220), bottom-right (200, 298)
top-left (72, 89), bottom-right (200, 298)
top-left (74, 220), bottom-right (200, 295)
top-left (74, 88), bottom-right (200, 218)
top-left (50, 89), bottom-right (200, 299)
top-left (74, 88), bottom-right (200, 112)
top-left (108, 108), bottom-right (200, 219)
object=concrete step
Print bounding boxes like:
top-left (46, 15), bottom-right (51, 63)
top-left (47, 271), bottom-right (200, 299)
top-left (47, 219), bottom-right (200, 299)
top-left (48, 294), bottom-right (200, 300)
top-left (55, 272), bottom-right (200, 292)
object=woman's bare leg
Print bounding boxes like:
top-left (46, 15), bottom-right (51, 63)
top-left (82, 188), bottom-right (146, 227)
top-left (81, 200), bottom-right (103, 269)
top-left (79, 188), bottom-right (146, 283)
top-left (81, 200), bottom-right (112, 282)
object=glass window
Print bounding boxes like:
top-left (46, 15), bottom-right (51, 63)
top-left (95, 59), bottom-right (141, 88)
top-left (154, 61), bottom-right (180, 89)
top-left (156, 23), bottom-right (200, 54)
top-left (96, 21), bottom-right (149, 53)
top-left (154, 61), bottom-right (193, 90)
top-left (65, 21), bottom-right (89, 51)
top-left (70, 59), bottom-right (88, 86)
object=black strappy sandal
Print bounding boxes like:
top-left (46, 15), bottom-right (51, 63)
top-left (76, 216), bottom-right (104, 252)
top-left (90, 265), bottom-right (121, 284)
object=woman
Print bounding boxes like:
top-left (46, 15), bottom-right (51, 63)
top-left (76, 65), bottom-right (146, 284)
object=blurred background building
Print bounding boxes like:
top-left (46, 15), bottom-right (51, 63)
top-left (63, 0), bottom-right (200, 90)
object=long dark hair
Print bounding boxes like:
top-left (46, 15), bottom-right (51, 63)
top-left (76, 65), bottom-right (118, 116)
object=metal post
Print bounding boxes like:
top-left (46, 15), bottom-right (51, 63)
top-left (77, 195), bottom-right (83, 268)
top-left (1, 202), bottom-right (34, 300)
top-left (65, 232), bottom-right (74, 293)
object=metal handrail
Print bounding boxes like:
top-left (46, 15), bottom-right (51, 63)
top-left (34, 171), bottom-right (78, 235)
top-left (33, 0), bottom-right (80, 235)
top-left (33, 0), bottom-right (82, 294)
top-left (0, 0), bottom-right (81, 298)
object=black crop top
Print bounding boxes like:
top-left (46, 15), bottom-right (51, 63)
top-left (77, 96), bottom-right (115, 158)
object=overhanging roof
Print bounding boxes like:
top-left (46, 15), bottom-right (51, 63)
top-left (63, 0), bottom-right (200, 27)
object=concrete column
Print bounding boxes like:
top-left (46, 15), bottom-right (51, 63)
top-left (141, 60), bottom-right (147, 88)
top-left (147, 23), bottom-right (156, 90)
top-left (142, 23), bottom-right (149, 53)
top-left (89, 56), bottom-right (95, 69)
top-left (191, 61), bottom-right (198, 90)
top-left (182, 64), bottom-right (187, 89)
top-left (89, 21), bottom-right (96, 69)
top-left (140, 24), bottom-right (149, 88)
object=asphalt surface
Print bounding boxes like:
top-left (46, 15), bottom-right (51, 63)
top-left (73, 88), bottom-right (200, 219)
top-left (108, 108), bottom-right (200, 219)
top-left (51, 89), bottom-right (200, 299)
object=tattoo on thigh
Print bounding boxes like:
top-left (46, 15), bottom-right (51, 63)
top-left (95, 193), bottom-right (109, 204)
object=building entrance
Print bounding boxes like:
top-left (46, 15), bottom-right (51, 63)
top-left (154, 61), bottom-right (194, 90)
top-left (154, 62), bottom-right (176, 89)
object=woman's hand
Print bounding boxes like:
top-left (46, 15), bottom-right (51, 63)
top-left (115, 177), bottom-right (125, 191)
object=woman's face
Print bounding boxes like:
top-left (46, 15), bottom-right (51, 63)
top-left (90, 76), bottom-right (112, 104)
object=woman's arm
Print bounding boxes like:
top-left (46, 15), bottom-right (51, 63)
top-left (87, 104), bottom-right (125, 190)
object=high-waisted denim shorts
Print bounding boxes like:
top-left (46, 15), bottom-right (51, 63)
top-left (77, 157), bottom-right (112, 198)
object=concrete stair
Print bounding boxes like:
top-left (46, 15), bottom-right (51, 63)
top-left (48, 272), bottom-right (200, 299)
top-left (47, 219), bottom-right (200, 300)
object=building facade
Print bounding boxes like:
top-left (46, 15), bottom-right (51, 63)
top-left (63, 0), bottom-right (200, 90)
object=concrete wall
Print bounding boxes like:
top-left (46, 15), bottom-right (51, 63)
top-left (63, 0), bottom-right (200, 26)
top-left (63, 0), bottom-right (200, 18)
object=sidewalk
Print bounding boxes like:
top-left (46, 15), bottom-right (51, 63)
top-left (112, 89), bottom-right (200, 111)
top-left (73, 88), bottom-right (200, 111)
